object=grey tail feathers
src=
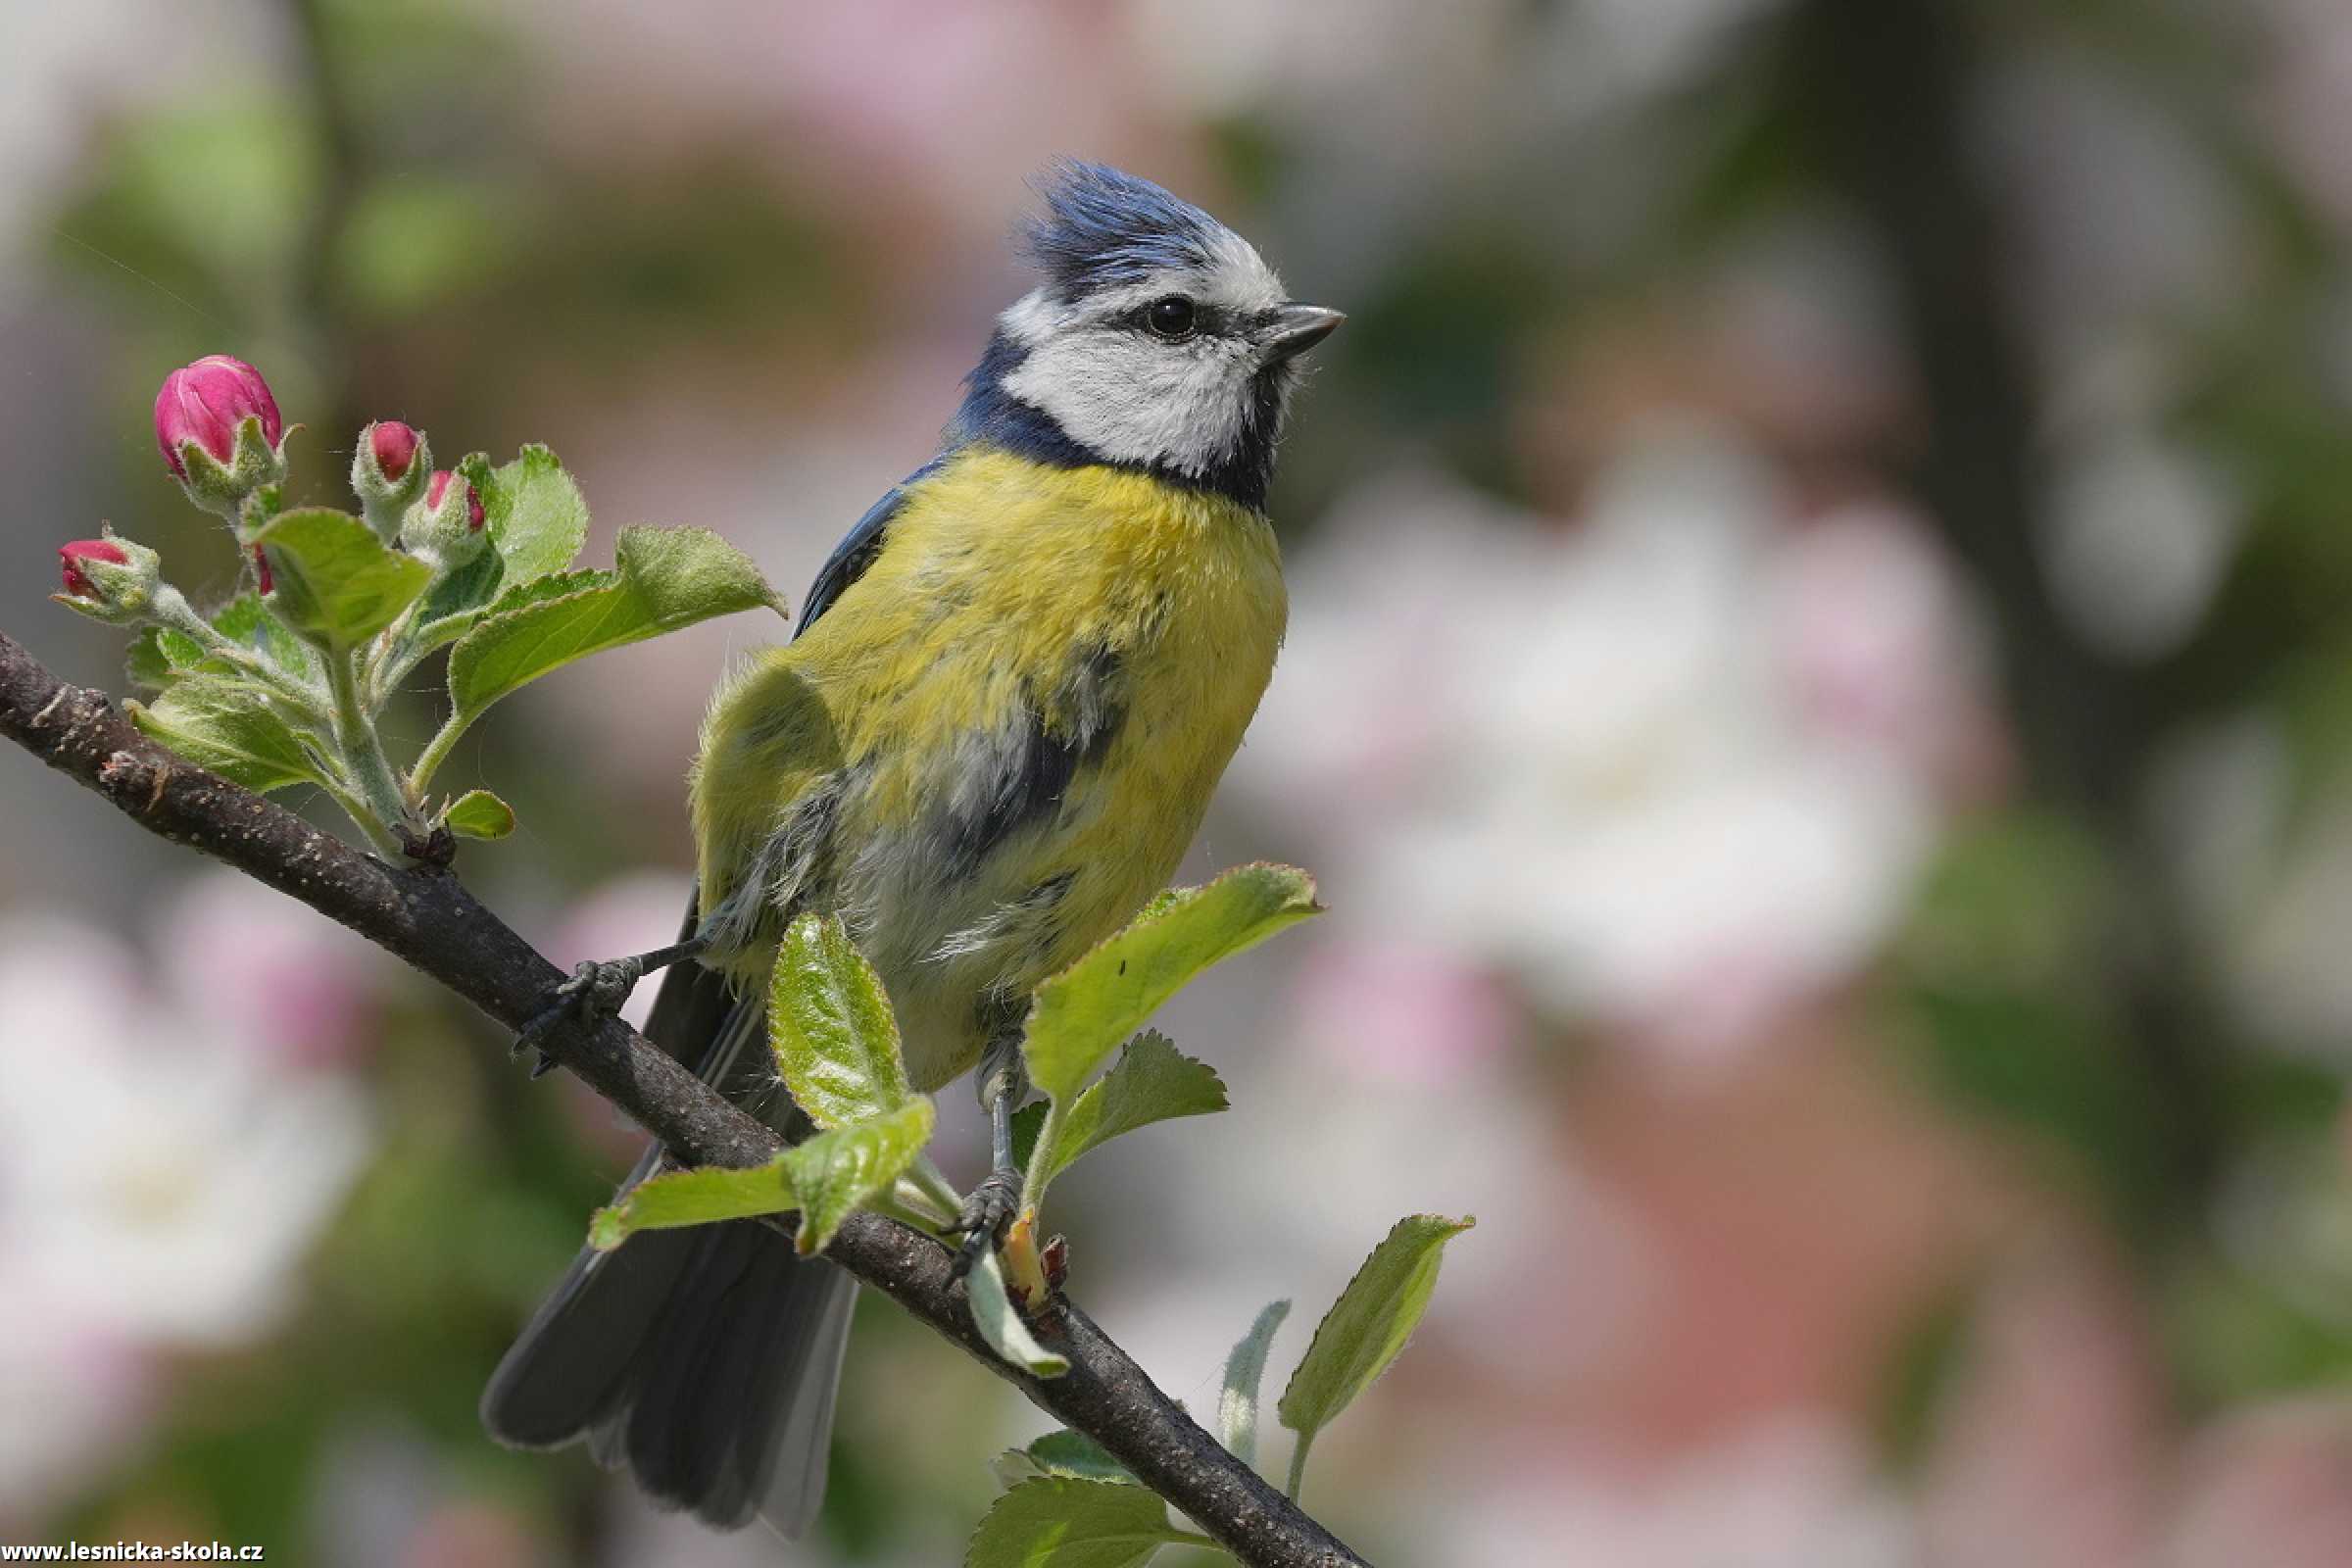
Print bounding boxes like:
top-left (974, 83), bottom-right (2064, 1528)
top-left (480, 899), bottom-right (858, 1536)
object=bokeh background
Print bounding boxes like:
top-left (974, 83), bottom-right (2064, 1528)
top-left (7, 0), bottom-right (2352, 1562)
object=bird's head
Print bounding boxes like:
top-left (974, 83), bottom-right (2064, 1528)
top-left (955, 162), bottom-right (1342, 511)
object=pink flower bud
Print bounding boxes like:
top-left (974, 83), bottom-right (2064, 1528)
top-left (253, 544), bottom-right (273, 596)
top-left (426, 469), bottom-right (484, 531)
top-left (406, 468), bottom-right (490, 567)
top-left (154, 356), bottom-right (282, 480)
top-left (52, 530), bottom-right (163, 625)
top-left (59, 538), bottom-right (127, 600)
top-left (368, 420), bottom-right (419, 482)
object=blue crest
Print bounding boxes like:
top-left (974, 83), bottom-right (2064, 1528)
top-left (1019, 162), bottom-right (1226, 301)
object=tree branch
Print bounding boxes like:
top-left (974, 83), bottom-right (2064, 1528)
top-left (0, 629), bottom-right (1370, 1568)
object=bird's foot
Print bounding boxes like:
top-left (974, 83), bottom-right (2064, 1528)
top-left (950, 1166), bottom-right (1021, 1280)
top-left (512, 956), bottom-right (647, 1079)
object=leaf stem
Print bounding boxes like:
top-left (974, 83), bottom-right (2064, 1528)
top-left (1017, 1094), bottom-right (1067, 1217)
top-left (407, 707), bottom-right (472, 798)
top-left (1284, 1434), bottom-right (1312, 1505)
top-left (323, 647), bottom-right (415, 849)
top-left (906, 1155), bottom-right (967, 1228)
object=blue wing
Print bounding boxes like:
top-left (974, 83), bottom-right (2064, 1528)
top-left (793, 457), bottom-right (944, 639)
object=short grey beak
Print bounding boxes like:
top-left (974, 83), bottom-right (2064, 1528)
top-left (1262, 303), bottom-right (1345, 363)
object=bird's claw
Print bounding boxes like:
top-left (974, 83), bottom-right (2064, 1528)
top-left (950, 1168), bottom-right (1021, 1279)
top-left (511, 956), bottom-right (646, 1078)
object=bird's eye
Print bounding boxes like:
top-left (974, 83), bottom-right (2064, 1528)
top-left (1146, 296), bottom-right (1197, 339)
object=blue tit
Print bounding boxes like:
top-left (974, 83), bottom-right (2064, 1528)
top-left (482, 161), bottom-right (1341, 1536)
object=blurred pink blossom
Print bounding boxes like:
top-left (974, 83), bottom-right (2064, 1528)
top-left (397, 1503), bottom-right (549, 1568)
top-left (545, 870), bottom-right (696, 1034)
top-left (1287, 937), bottom-right (1515, 1085)
top-left (2172, 1397), bottom-right (2352, 1568)
top-left (546, 871), bottom-right (697, 1165)
top-left (158, 869), bottom-right (390, 1071)
top-left (1917, 1243), bottom-right (2165, 1568)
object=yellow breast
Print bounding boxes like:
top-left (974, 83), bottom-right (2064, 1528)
top-left (690, 446), bottom-right (1286, 1087)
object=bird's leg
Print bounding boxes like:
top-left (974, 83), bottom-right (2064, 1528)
top-left (513, 934), bottom-right (712, 1077)
top-left (952, 1031), bottom-right (1028, 1278)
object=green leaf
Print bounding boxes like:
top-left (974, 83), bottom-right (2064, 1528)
top-left (586, 1099), bottom-right (934, 1255)
top-left (397, 547), bottom-right (507, 656)
top-left (248, 507), bottom-right (433, 650)
top-left (482, 565), bottom-right (608, 618)
top-left (444, 524), bottom-right (782, 724)
top-left (966, 1246), bottom-right (1068, 1379)
top-left (479, 442), bottom-right (590, 584)
top-left (126, 678), bottom-right (327, 794)
top-left (587, 1158), bottom-right (798, 1250)
top-left (1218, 1299), bottom-right (1291, 1467)
top-left (1021, 1430), bottom-right (1135, 1485)
top-left (769, 913), bottom-right (911, 1129)
top-left (1023, 864), bottom-right (1320, 1103)
top-left (1278, 1215), bottom-right (1474, 1461)
top-left (780, 1098), bottom-right (935, 1255)
top-left (211, 591), bottom-right (318, 676)
top-left (1032, 1031), bottom-right (1227, 1191)
top-left (130, 594), bottom-right (318, 691)
top-left (443, 789), bottom-right (515, 840)
top-left (965, 1478), bottom-right (1173, 1568)
top-left (988, 1430), bottom-right (1137, 1492)
top-left (1010, 1102), bottom-right (1048, 1173)
top-left (126, 625), bottom-right (206, 688)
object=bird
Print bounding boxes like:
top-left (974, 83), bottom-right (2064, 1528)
top-left (480, 160), bottom-right (1342, 1537)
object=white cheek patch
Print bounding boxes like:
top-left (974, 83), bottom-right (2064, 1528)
top-left (1004, 328), bottom-right (1260, 475)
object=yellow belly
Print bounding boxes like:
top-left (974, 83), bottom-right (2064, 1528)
top-left (690, 447), bottom-right (1286, 1090)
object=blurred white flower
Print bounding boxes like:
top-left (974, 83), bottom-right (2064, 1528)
top-left (1432, 1415), bottom-right (1912, 1568)
top-left (0, 913), bottom-right (375, 1508)
top-left (1100, 1034), bottom-right (1652, 1424)
top-left (2044, 429), bottom-right (2242, 662)
top-left (0, 916), bottom-right (374, 1346)
top-left (0, 1297), bottom-right (155, 1526)
top-left (1238, 429), bottom-right (1984, 1069)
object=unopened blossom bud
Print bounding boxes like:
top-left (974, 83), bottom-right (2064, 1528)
top-left (154, 355), bottom-right (291, 523)
top-left (351, 419), bottom-right (431, 540)
top-left (371, 420), bottom-right (418, 481)
top-left (52, 530), bottom-right (163, 625)
top-left (401, 468), bottom-right (489, 568)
